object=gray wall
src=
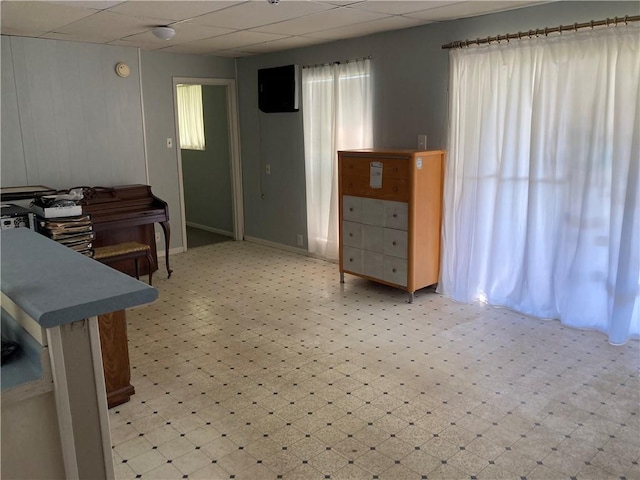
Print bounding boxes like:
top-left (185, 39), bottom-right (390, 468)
top-left (139, 52), bottom-right (235, 250)
top-left (181, 85), bottom-right (233, 234)
top-left (236, 1), bottom-right (638, 250)
top-left (1, 37), bottom-right (145, 189)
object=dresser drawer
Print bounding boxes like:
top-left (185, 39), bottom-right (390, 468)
top-left (342, 176), bottom-right (410, 202)
top-left (341, 156), bottom-right (409, 179)
top-left (383, 229), bottom-right (408, 258)
top-left (384, 201), bottom-right (408, 230)
top-left (342, 221), bottom-right (363, 248)
top-left (343, 196), bottom-right (362, 222)
top-left (362, 225), bottom-right (384, 253)
top-left (361, 198), bottom-right (384, 226)
top-left (362, 251), bottom-right (384, 280)
top-left (342, 247), bottom-right (363, 274)
top-left (384, 256), bottom-right (408, 287)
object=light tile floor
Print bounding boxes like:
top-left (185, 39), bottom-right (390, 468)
top-left (111, 240), bottom-right (640, 480)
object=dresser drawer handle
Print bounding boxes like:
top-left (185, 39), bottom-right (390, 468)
top-left (392, 213), bottom-right (397, 218)
top-left (349, 258), bottom-right (354, 262)
top-left (349, 207), bottom-right (354, 212)
top-left (392, 241), bottom-right (396, 246)
top-left (349, 233), bottom-right (353, 237)
top-left (392, 268), bottom-right (397, 273)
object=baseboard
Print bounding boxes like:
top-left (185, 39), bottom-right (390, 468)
top-left (157, 246), bottom-right (185, 257)
top-left (243, 235), bottom-right (309, 256)
top-left (186, 222), bottom-right (233, 237)
top-left (157, 237), bottom-right (336, 265)
top-left (243, 236), bottom-right (336, 264)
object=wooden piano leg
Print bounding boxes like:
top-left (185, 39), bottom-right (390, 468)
top-left (160, 220), bottom-right (173, 278)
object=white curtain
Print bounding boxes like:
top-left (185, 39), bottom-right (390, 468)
top-left (302, 59), bottom-right (372, 260)
top-left (176, 84), bottom-right (205, 150)
top-left (441, 25), bottom-right (639, 345)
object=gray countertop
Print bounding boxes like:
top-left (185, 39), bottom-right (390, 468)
top-left (1, 228), bottom-right (158, 327)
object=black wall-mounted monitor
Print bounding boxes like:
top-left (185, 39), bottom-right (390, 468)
top-left (258, 65), bottom-right (299, 113)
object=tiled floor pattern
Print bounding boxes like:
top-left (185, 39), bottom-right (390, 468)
top-left (111, 240), bottom-right (640, 480)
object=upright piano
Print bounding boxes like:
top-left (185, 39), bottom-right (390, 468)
top-left (78, 184), bottom-right (172, 278)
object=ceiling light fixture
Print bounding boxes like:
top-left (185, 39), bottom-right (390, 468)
top-left (266, 0), bottom-right (280, 4)
top-left (152, 26), bottom-right (176, 41)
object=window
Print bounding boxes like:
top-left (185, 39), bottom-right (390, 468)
top-left (302, 59), bottom-right (372, 260)
top-left (441, 25), bottom-right (639, 344)
top-left (176, 84), bottom-right (205, 150)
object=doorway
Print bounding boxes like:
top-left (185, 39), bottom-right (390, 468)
top-left (173, 78), bottom-right (244, 251)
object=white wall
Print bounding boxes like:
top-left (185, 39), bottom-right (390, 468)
top-left (1, 37), bottom-right (145, 189)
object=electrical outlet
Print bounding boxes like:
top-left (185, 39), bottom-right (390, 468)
top-left (297, 234), bottom-right (303, 246)
top-left (418, 135), bottom-right (427, 150)
top-left (265, 164), bottom-right (271, 175)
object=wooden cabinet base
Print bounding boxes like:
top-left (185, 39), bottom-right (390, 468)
top-left (98, 310), bottom-right (134, 408)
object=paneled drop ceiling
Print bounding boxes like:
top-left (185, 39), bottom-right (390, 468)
top-left (0, 0), bottom-right (550, 57)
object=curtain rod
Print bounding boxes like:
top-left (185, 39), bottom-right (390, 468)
top-left (303, 56), bottom-right (371, 69)
top-left (441, 15), bottom-right (639, 50)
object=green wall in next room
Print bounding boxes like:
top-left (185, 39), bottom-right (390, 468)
top-left (181, 85), bottom-right (233, 236)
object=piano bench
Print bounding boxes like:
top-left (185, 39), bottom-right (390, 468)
top-left (93, 242), bottom-right (154, 286)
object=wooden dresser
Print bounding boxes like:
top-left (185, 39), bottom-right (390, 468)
top-left (338, 149), bottom-right (445, 302)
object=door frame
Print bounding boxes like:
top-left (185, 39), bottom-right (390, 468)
top-left (172, 77), bottom-right (244, 250)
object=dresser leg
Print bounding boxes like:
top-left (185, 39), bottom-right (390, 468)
top-left (408, 292), bottom-right (415, 304)
top-left (340, 272), bottom-right (344, 283)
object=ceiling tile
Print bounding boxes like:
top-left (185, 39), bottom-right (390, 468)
top-left (154, 45), bottom-right (252, 57)
top-left (253, 6), bottom-right (387, 36)
top-left (2, 27), bottom-right (53, 38)
top-left (0, 1), bottom-right (99, 35)
top-left (241, 35), bottom-right (326, 53)
top-left (124, 22), bottom-right (236, 45)
top-left (307, 15), bottom-right (427, 40)
top-left (0, 0), bottom-right (555, 56)
top-left (187, 1), bottom-right (335, 30)
top-left (348, 1), bottom-right (459, 15)
top-left (41, 31), bottom-right (114, 44)
top-left (54, 10), bottom-right (169, 41)
top-left (50, 1), bottom-right (125, 9)
top-left (108, 1), bottom-right (241, 23)
top-left (406, 1), bottom-right (545, 21)
top-left (152, 43), bottom-right (221, 55)
top-left (178, 30), bottom-right (288, 51)
top-left (210, 49), bottom-right (254, 58)
top-left (313, 0), bottom-right (365, 5)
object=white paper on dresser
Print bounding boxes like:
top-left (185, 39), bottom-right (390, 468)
top-left (369, 162), bottom-right (383, 188)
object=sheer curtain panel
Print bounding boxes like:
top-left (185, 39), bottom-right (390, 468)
top-left (176, 84), bottom-right (205, 150)
top-left (302, 59), bottom-right (372, 260)
top-left (440, 25), bottom-right (639, 344)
